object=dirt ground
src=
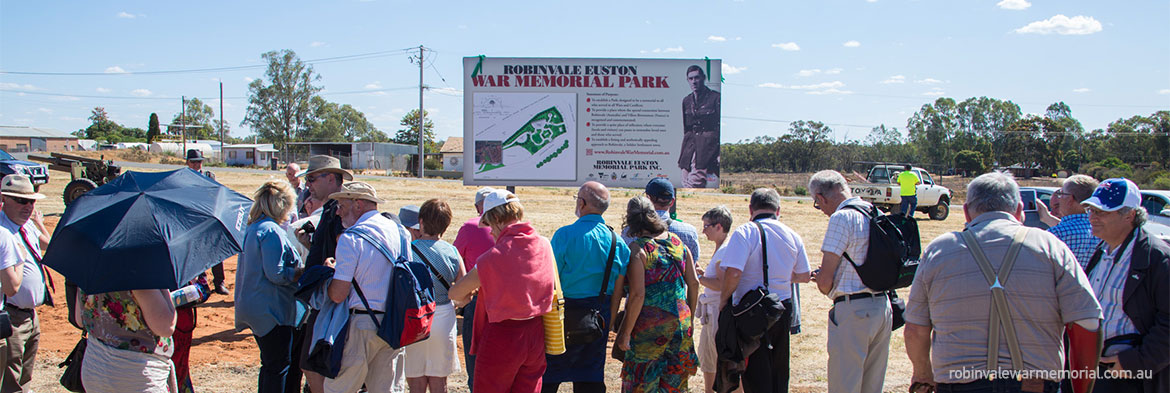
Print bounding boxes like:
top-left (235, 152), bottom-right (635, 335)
top-left (27, 164), bottom-right (970, 392)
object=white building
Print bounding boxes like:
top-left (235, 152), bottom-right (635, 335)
top-left (440, 136), bottom-right (464, 172)
top-left (223, 144), bottom-right (278, 167)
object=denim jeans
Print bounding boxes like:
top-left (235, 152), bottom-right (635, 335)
top-left (255, 325), bottom-right (302, 393)
top-left (900, 195), bottom-right (918, 218)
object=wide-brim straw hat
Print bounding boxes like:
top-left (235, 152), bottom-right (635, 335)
top-left (328, 181), bottom-right (384, 204)
top-left (304, 155), bottom-right (354, 181)
top-left (0, 175), bottom-right (46, 200)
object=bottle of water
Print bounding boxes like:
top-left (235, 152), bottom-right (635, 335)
top-left (171, 285), bottom-right (204, 308)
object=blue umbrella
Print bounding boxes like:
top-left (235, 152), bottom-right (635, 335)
top-left (42, 169), bottom-right (253, 294)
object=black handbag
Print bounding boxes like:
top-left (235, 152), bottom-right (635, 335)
top-left (729, 222), bottom-right (786, 334)
top-left (58, 335), bottom-right (87, 392)
top-left (0, 310), bottom-right (11, 339)
top-left (889, 291), bottom-right (906, 331)
top-left (563, 231), bottom-right (618, 347)
top-left (610, 310), bottom-right (626, 361)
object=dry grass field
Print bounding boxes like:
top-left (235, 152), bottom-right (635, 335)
top-left (28, 163), bottom-right (970, 392)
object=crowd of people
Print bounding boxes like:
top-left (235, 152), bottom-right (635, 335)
top-left (0, 150), bottom-right (1164, 393)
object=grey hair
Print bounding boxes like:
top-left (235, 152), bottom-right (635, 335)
top-left (1120, 206), bottom-right (1148, 227)
top-left (749, 188), bottom-right (781, 212)
top-left (1063, 175), bottom-right (1099, 203)
top-left (624, 196), bottom-right (666, 237)
top-left (581, 187), bottom-right (610, 213)
top-left (702, 205), bottom-right (733, 233)
top-left (966, 171), bottom-right (1021, 215)
top-left (808, 170), bottom-right (849, 196)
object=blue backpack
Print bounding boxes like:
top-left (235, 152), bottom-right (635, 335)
top-left (346, 224), bottom-right (437, 349)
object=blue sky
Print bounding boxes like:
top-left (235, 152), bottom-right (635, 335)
top-left (1, 0), bottom-right (1167, 144)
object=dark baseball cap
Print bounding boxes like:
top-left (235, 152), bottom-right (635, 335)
top-left (645, 177), bottom-right (675, 200)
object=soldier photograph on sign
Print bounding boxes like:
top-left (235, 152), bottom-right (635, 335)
top-left (679, 64), bottom-right (721, 188)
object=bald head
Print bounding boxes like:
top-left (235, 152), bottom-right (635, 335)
top-left (577, 181), bottom-right (611, 216)
top-left (285, 163), bottom-right (301, 184)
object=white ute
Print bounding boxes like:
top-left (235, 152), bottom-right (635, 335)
top-left (849, 164), bottom-right (952, 220)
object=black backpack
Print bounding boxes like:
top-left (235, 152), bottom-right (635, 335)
top-left (841, 204), bottom-right (921, 291)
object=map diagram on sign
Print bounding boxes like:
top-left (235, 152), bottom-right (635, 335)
top-left (472, 92), bottom-right (576, 181)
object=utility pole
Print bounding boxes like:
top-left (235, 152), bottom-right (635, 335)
top-left (411, 45), bottom-right (425, 178)
top-left (219, 82), bottom-right (224, 161)
top-left (181, 96), bottom-right (187, 156)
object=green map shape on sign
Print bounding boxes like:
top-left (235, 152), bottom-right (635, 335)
top-left (478, 107), bottom-right (569, 173)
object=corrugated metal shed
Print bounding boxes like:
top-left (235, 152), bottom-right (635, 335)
top-left (0, 126), bottom-right (77, 139)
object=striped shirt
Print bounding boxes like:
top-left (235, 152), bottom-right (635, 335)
top-left (411, 239), bottom-right (462, 305)
top-left (821, 197), bottom-right (881, 299)
top-left (1047, 213), bottom-right (1099, 269)
top-left (1088, 240), bottom-right (1140, 343)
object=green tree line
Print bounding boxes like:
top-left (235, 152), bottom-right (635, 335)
top-left (722, 97), bottom-right (1169, 187)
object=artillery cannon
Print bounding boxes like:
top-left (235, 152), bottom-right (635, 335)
top-left (26, 152), bottom-right (122, 206)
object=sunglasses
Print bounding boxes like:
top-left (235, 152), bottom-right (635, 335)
top-left (6, 196), bottom-right (34, 205)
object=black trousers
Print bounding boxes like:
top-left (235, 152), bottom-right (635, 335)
top-left (255, 325), bottom-right (305, 393)
top-left (211, 262), bottom-right (226, 286)
top-left (741, 298), bottom-right (793, 393)
top-left (540, 381), bottom-right (605, 393)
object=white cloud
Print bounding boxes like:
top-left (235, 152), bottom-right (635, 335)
top-left (310, 41), bottom-right (326, 47)
top-left (51, 96), bottom-right (80, 101)
top-left (880, 75), bottom-right (906, 84)
top-left (95, 87), bottom-right (111, 93)
top-left (105, 66), bottom-right (127, 74)
top-left (915, 78), bottom-right (944, 84)
top-left (37, 108), bottom-right (52, 114)
top-left (130, 89), bottom-right (152, 97)
top-left (117, 11), bottom-right (136, 19)
top-left (0, 83), bottom-right (39, 91)
top-left (759, 81), bottom-right (847, 90)
top-left (772, 42), bottom-right (800, 51)
top-left (430, 87), bottom-right (462, 96)
top-left (722, 63), bottom-right (747, 75)
top-left (365, 82), bottom-right (383, 89)
top-left (825, 68), bottom-right (843, 75)
top-left (706, 35), bottom-right (727, 42)
top-left (996, 0), bottom-right (1031, 10)
top-left (458, 25), bottom-right (468, 30)
top-left (790, 81), bottom-right (845, 90)
top-left (1072, 88), bottom-right (1091, 93)
top-left (796, 69), bottom-right (821, 77)
top-left (843, 40), bottom-right (861, 47)
top-left (922, 88), bottom-right (945, 97)
top-left (1158, 89), bottom-right (1170, 95)
top-left (866, 0), bottom-right (878, 2)
top-left (1015, 15), bottom-right (1102, 35)
top-left (641, 46), bottom-right (685, 54)
top-left (807, 88), bottom-right (853, 95)
top-left (244, 77), bottom-right (255, 83)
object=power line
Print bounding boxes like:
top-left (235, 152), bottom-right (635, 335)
top-left (0, 86), bottom-right (418, 101)
top-left (723, 82), bottom-right (1167, 110)
top-left (0, 48), bottom-right (415, 76)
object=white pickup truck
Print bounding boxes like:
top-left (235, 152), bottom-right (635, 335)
top-left (849, 165), bottom-right (952, 220)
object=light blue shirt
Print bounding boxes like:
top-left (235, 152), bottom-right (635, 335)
top-left (552, 215), bottom-right (631, 299)
top-left (620, 211), bottom-right (701, 263)
top-left (235, 217), bottom-right (307, 337)
top-left (0, 213), bottom-right (43, 309)
top-left (1046, 213), bottom-right (1099, 269)
top-left (410, 239), bottom-right (461, 305)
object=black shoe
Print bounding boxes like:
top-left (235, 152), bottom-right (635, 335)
top-left (213, 286), bottom-right (229, 295)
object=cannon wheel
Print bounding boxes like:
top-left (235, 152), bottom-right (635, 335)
top-left (63, 178), bottom-right (98, 206)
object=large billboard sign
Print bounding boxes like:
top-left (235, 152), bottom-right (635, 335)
top-left (463, 57), bottom-right (722, 188)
